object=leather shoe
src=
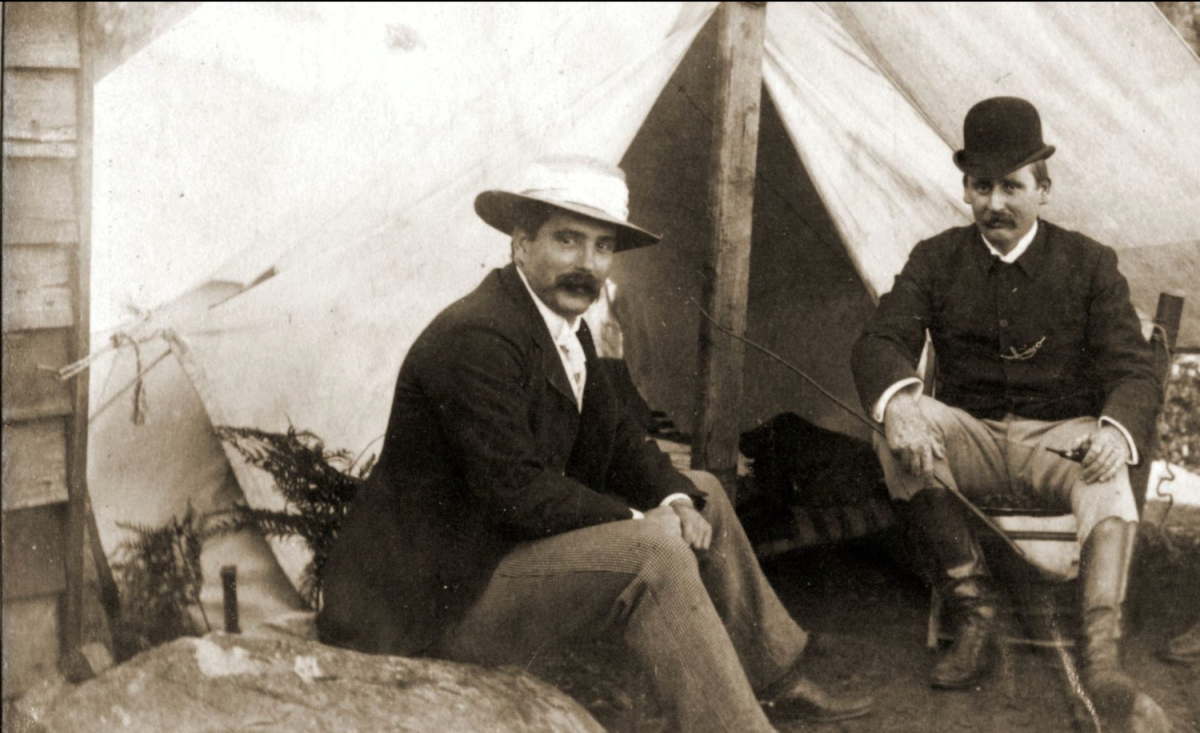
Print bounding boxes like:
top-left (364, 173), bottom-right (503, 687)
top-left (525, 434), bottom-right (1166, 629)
top-left (762, 668), bottom-right (874, 723)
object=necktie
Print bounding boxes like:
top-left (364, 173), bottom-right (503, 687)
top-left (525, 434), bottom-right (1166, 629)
top-left (559, 333), bottom-right (587, 411)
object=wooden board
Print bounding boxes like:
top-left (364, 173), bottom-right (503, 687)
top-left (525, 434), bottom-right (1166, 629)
top-left (2, 0), bottom-right (85, 680)
top-left (3, 139), bottom-right (78, 158)
top-left (1, 328), bottom-right (74, 422)
top-left (1, 502), bottom-right (68, 599)
top-left (1, 245), bottom-right (74, 332)
top-left (1, 418), bottom-right (70, 511)
top-left (692, 1), bottom-right (767, 496)
top-left (1, 595), bottom-right (61, 698)
top-left (2, 69), bottom-right (78, 142)
top-left (2, 156), bottom-right (78, 244)
top-left (64, 4), bottom-right (96, 657)
top-left (2, 2), bottom-right (81, 69)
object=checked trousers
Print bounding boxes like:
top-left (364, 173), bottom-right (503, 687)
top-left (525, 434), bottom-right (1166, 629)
top-left (436, 470), bottom-right (808, 733)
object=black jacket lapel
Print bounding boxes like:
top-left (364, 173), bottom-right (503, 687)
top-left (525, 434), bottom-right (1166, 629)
top-left (498, 264), bottom-right (578, 407)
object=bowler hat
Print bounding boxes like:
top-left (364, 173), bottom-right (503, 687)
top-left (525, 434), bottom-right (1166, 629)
top-left (475, 156), bottom-right (661, 252)
top-left (953, 97), bottom-right (1055, 180)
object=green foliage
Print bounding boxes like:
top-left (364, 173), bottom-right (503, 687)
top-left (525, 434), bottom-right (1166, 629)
top-left (1155, 358), bottom-right (1200, 472)
top-left (215, 425), bottom-right (372, 609)
top-left (108, 427), bottom-right (370, 655)
top-left (111, 503), bottom-right (216, 656)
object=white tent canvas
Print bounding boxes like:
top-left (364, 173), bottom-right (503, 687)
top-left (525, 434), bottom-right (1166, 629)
top-left (88, 2), bottom-right (1200, 602)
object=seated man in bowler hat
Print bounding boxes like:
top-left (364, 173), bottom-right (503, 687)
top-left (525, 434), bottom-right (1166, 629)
top-left (318, 156), bottom-right (874, 732)
top-left (852, 97), bottom-right (1168, 727)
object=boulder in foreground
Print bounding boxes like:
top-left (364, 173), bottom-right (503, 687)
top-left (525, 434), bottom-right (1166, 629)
top-left (36, 631), bottom-right (605, 733)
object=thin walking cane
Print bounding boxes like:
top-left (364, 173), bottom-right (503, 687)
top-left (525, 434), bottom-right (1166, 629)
top-left (690, 299), bottom-right (1030, 561)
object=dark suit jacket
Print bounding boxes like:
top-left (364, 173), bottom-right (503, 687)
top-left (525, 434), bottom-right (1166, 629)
top-left (317, 263), bottom-right (701, 656)
top-left (852, 221), bottom-right (1159, 458)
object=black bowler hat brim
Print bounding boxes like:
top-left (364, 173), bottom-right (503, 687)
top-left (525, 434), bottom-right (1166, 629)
top-left (954, 143), bottom-right (1056, 180)
top-left (475, 190), bottom-right (661, 252)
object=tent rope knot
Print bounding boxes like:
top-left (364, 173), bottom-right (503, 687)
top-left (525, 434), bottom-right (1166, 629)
top-left (112, 333), bottom-right (149, 425)
top-left (63, 329), bottom-right (177, 425)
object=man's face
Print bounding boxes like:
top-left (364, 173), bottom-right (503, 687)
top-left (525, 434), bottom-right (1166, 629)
top-left (514, 210), bottom-right (617, 319)
top-left (963, 162), bottom-right (1049, 251)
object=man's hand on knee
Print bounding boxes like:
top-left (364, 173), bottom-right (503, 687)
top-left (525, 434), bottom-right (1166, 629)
top-left (1070, 425), bottom-right (1129, 484)
top-left (644, 505), bottom-right (684, 540)
top-left (668, 500), bottom-right (712, 552)
top-left (884, 392), bottom-right (945, 480)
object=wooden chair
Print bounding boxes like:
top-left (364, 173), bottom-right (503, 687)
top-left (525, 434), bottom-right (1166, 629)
top-left (926, 507), bottom-right (1080, 650)
top-left (923, 294), bottom-right (1179, 650)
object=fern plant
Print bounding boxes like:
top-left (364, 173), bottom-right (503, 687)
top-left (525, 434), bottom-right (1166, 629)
top-left (215, 425), bottom-right (373, 609)
top-left (111, 502), bottom-right (216, 655)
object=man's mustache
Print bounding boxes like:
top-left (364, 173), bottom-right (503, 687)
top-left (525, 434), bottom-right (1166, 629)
top-left (555, 272), bottom-right (601, 299)
top-left (982, 213), bottom-right (1016, 228)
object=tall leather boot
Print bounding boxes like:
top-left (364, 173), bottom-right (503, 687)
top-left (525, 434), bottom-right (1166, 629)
top-left (1079, 517), bottom-right (1139, 719)
top-left (906, 488), bottom-right (997, 689)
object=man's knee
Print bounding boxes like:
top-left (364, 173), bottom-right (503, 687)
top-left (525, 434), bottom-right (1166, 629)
top-left (1070, 464), bottom-right (1133, 500)
top-left (913, 397), bottom-right (972, 438)
top-left (680, 469), bottom-right (734, 522)
top-left (622, 520), bottom-right (698, 586)
top-left (870, 398), bottom-right (969, 452)
top-left (1071, 466), bottom-right (1138, 536)
top-left (874, 432), bottom-right (932, 502)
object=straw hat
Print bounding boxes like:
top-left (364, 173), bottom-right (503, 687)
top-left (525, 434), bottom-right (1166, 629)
top-left (475, 156), bottom-right (661, 251)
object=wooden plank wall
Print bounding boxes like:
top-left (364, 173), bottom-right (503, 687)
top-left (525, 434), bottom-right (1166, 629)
top-left (2, 0), bottom-right (86, 698)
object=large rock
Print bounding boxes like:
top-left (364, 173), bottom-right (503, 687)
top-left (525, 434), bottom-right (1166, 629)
top-left (36, 631), bottom-right (606, 733)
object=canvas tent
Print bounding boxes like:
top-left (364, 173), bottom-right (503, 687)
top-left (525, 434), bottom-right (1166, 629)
top-left (86, 2), bottom-right (1200, 611)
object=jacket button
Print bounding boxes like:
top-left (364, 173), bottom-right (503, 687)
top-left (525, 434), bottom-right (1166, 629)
top-left (999, 319), bottom-right (1009, 328)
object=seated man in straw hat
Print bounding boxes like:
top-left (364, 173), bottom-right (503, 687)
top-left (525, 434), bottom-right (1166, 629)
top-left (318, 156), bottom-right (873, 732)
top-left (852, 97), bottom-right (1168, 728)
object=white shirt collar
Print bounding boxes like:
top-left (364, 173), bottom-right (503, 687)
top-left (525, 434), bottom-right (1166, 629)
top-left (981, 219), bottom-right (1038, 264)
top-left (515, 265), bottom-right (581, 346)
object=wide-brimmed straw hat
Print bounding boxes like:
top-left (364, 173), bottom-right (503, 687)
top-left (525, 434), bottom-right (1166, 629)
top-left (474, 156), bottom-right (661, 252)
top-left (953, 97), bottom-right (1056, 180)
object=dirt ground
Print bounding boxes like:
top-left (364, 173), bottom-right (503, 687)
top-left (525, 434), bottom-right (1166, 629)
top-left (539, 530), bottom-right (1200, 733)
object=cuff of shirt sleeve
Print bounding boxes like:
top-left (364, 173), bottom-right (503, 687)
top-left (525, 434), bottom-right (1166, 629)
top-left (1099, 417), bottom-right (1139, 465)
top-left (630, 508), bottom-right (645, 520)
top-left (659, 493), bottom-right (694, 508)
top-left (872, 378), bottom-right (924, 422)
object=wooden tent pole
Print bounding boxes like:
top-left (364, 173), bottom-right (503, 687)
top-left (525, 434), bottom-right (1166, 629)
top-left (692, 1), bottom-right (767, 498)
top-left (62, 0), bottom-right (97, 664)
